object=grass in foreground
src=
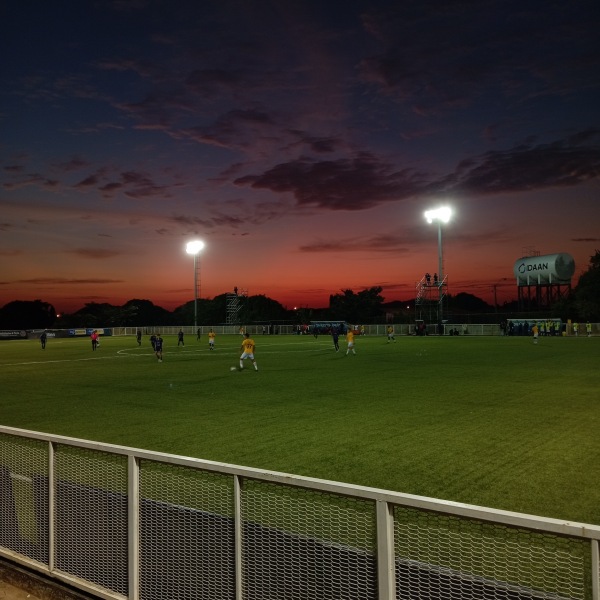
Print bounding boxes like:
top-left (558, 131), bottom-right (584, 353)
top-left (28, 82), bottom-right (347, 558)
top-left (0, 332), bottom-right (598, 524)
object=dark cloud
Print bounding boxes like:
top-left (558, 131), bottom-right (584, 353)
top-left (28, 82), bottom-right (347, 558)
top-left (301, 226), bottom-right (516, 255)
top-left (211, 213), bottom-right (248, 227)
top-left (3, 165), bottom-right (24, 173)
top-left (120, 171), bottom-right (173, 199)
top-left (2, 174), bottom-right (59, 191)
top-left (171, 215), bottom-right (215, 229)
top-left (67, 249), bottom-right (122, 259)
top-left (14, 278), bottom-right (124, 285)
top-left (55, 157), bottom-right (91, 172)
top-left (209, 162), bottom-right (246, 184)
top-left (359, 1), bottom-right (600, 112)
top-left (99, 182), bottom-right (124, 195)
top-left (75, 174), bottom-right (99, 188)
top-left (441, 132), bottom-right (600, 195)
top-left (71, 169), bottom-right (173, 199)
top-left (300, 234), bottom-right (411, 253)
top-left (286, 132), bottom-right (345, 154)
top-left (234, 152), bottom-right (425, 210)
top-left (170, 212), bottom-right (247, 230)
top-left (181, 109), bottom-right (278, 149)
top-left (572, 238), bottom-right (600, 242)
top-left (72, 168), bottom-right (109, 191)
top-left (185, 68), bottom-right (245, 97)
top-left (118, 93), bottom-right (178, 129)
top-left (305, 137), bottom-right (341, 154)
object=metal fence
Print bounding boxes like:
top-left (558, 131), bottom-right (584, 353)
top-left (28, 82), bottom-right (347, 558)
top-left (1, 425), bottom-right (599, 600)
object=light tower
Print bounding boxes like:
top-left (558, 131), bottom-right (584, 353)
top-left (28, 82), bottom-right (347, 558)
top-left (185, 240), bottom-right (205, 329)
top-left (424, 206), bottom-right (452, 325)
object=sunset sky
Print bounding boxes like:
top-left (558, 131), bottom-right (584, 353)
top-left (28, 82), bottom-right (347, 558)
top-left (1, 1), bottom-right (599, 313)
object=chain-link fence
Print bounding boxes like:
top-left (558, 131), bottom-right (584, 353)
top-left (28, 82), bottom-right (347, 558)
top-left (1, 426), bottom-right (599, 600)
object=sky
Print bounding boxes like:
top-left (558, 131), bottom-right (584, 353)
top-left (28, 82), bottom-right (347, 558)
top-left (1, 0), bottom-right (599, 313)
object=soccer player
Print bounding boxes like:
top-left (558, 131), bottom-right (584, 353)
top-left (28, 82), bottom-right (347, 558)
top-left (91, 330), bottom-right (99, 351)
top-left (208, 329), bottom-right (216, 350)
top-left (177, 329), bottom-right (184, 346)
top-left (532, 323), bottom-right (539, 344)
top-left (346, 328), bottom-right (356, 355)
top-left (155, 334), bottom-right (164, 362)
top-left (387, 325), bottom-right (396, 343)
top-left (239, 333), bottom-right (258, 371)
top-left (586, 321), bottom-right (592, 337)
top-left (136, 330), bottom-right (142, 346)
top-left (40, 330), bottom-right (47, 349)
top-left (331, 328), bottom-right (340, 352)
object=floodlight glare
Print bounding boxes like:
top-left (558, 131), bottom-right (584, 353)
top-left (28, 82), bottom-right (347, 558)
top-left (424, 206), bottom-right (452, 224)
top-left (186, 240), bottom-right (205, 255)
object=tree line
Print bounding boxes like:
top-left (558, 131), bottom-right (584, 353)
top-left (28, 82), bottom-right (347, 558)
top-left (2, 251), bottom-right (599, 329)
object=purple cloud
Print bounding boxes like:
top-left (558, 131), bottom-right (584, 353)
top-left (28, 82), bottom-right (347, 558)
top-left (235, 152), bottom-right (425, 210)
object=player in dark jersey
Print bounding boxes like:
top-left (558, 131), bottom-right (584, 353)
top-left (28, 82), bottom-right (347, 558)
top-left (155, 334), bottom-right (164, 362)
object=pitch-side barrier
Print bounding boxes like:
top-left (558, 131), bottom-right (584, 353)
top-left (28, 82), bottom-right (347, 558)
top-left (1, 425), bottom-right (599, 600)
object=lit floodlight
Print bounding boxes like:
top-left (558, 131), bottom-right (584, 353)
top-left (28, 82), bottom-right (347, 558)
top-left (185, 240), bottom-right (205, 330)
top-left (186, 240), bottom-right (205, 255)
top-left (423, 205), bottom-right (453, 326)
top-left (424, 206), bottom-right (452, 224)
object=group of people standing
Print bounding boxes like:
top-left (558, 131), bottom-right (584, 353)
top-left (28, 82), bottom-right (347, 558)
top-left (141, 329), bottom-right (218, 363)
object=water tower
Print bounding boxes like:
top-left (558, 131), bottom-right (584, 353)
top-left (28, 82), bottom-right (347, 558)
top-left (513, 252), bottom-right (575, 309)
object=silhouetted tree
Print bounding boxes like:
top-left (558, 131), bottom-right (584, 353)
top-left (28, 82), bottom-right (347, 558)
top-left (448, 293), bottom-right (493, 312)
top-left (329, 287), bottom-right (385, 323)
top-left (172, 297), bottom-right (223, 326)
top-left (68, 302), bottom-right (117, 328)
top-left (239, 294), bottom-right (288, 323)
top-left (0, 299), bottom-right (56, 329)
top-left (573, 250), bottom-right (600, 320)
top-left (121, 299), bottom-right (173, 326)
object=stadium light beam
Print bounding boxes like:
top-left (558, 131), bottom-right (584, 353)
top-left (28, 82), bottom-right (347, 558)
top-left (186, 240), bottom-right (205, 330)
top-left (424, 206), bottom-right (452, 324)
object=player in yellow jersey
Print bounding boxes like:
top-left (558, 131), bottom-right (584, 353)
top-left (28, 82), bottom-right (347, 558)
top-left (387, 325), bottom-right (396, 343)
top-left (346, 328), bottom-right (356, 355)
top-left (240, 333), bottom-right (258, 371)
top-left (208, 329), bottom-right (216, 350)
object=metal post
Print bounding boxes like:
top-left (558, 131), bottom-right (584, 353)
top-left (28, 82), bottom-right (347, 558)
top-left (193, 254), bottom-right (198, 330)
top-left (438, 222), bottom-right (443, 323)
top-left (376, 500), bottom-right (396, 600)
top-left (128, 455), bottom-right (140, 600)
top-left (592, 538), bottom-right (599, 600)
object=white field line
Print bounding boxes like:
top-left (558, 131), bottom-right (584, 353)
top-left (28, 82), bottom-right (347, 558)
top-left (0, 342), bottom-right (336, 367)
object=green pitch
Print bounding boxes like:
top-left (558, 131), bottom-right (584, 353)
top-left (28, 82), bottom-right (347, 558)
top-left (1, 332), bottom-right (598, 525)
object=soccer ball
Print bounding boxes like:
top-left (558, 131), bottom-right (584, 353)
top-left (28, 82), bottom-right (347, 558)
top-left (230, 366), bottom-right (237, 371)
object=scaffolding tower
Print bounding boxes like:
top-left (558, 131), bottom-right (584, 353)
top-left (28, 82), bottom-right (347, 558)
top-left (415, 274), bottom-right (448, 325)
top-left (226, 289), bottom-right (246, 324)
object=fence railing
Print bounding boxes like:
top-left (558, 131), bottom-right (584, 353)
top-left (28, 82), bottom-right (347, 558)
top-left (1, 425), bottom-right (599, 600)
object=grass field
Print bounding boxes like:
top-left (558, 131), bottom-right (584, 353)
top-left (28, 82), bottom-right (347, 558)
top-left (1, 331), bottom-right (599, 525)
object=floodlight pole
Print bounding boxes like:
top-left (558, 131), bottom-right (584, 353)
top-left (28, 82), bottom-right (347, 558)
top-left (193, 253), bottom-right (199, 330)
top-left (186, 240), bottom-right (205, 330)
top-left (437, 220), bottom-right (443, 290)
top-left (425, 207), bottom-right (452, 329)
